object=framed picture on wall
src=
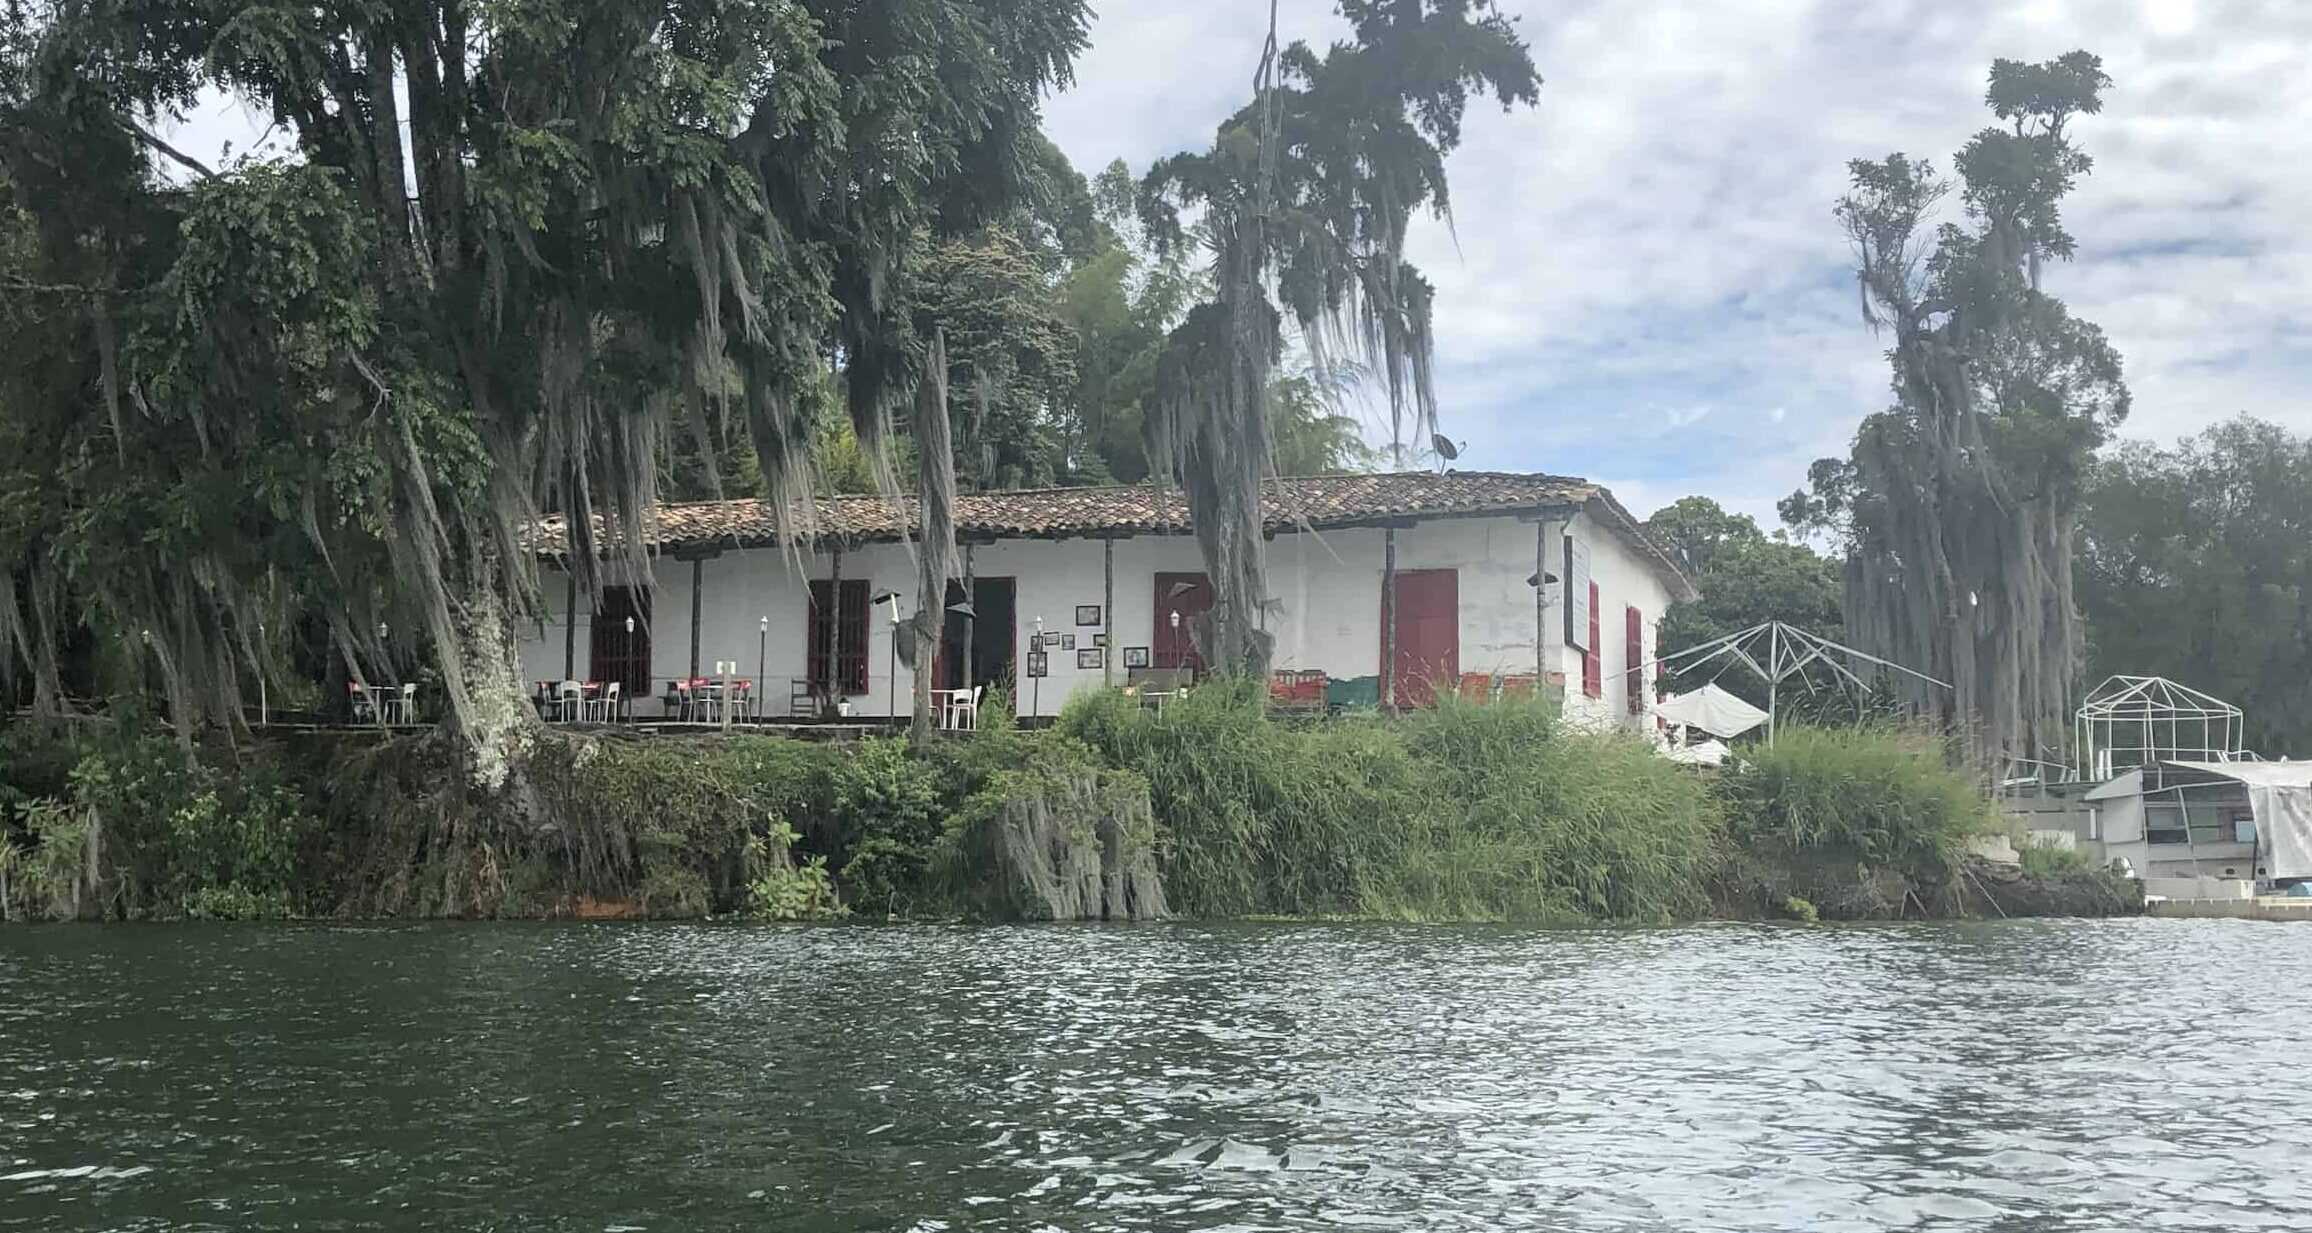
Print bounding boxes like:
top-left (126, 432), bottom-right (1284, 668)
top-left (1077, 648), bottom-right (1104, 670)
top-left (1026, 651), bottom-right (1049, 678)
top-left (1061, 634), bottom-right (1076, 650)
top-left (1123, 646), bottom-right (1150, 669)
top-left (1075, 604), bottom-right (1102, 627)
top-left (1092, 633), bottom-right (1108, 648)
top-left (1039, 632), bottom-right (1061, 649)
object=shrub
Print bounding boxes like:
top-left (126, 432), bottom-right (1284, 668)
top-left (745, 822), bottom-right (845, 921)
top-left (2018, 838), bottom-right (2092, 878)
top-left (0, 718), bottom-right (313, 919)
top-left (1379, 696), bottom-right (1725, 921)
top-left (1718, 724), bottom-right (1993, 889)
top-left (1060, 677), bottom-right (1424, 916)
top-left (1061, 680), bottom-right (1723, 922)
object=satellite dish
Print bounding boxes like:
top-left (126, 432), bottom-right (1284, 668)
top-left (1431, 433), bottom-right (1460, 461)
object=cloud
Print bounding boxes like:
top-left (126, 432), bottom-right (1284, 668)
top-left (1041, 0), bottom-right (2312, 523)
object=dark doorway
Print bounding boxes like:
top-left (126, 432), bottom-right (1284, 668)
top-left (807, 579), bottom-right (870, 696)
top-left (1387, 568), bottom-right (1459, 707)
top-left (590, 585), bottom-right (652, 693)
top-left (1153, 572), bottom-right (1213, 673)
top-left (938, 577), bottom-right (1016, 691)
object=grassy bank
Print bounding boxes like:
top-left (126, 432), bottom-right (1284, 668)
top-left (1059, 680), bottom-right (1721, 922)
top-left (2, 685), bottom-right (2134, 923)
top-left (0, 704), bottom-right (1153, 922)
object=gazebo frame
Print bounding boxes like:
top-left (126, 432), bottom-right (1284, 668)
top-left (1646, 621), bottom-right (1949, 744)
top-left (2074, 675), bottom-right (2244, 781)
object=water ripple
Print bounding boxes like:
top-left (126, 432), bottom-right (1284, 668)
top-left (3, 919), bottom-right (2309, 1230)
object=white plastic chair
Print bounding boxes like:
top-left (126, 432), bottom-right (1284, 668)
top-left (556, 679), bottom-right (583, 722)
top-left (588, 680), bottom-right (621, 723)
top-left (392, 682), bottom-right (417, 724)
top-left (949, 684), bottom-right (982, 731)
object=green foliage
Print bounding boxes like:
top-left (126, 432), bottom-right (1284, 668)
top-left (0, 0), bottom-right (1094, 740)
top-left (745, 822), bottom-right (845, 921)
top-left (1061, 678), bottom-right (1416, 916)
top-left (0, 718), bottom-right (310, 919)
top-left (1719, 725), bottom-right (1993, 888)
top-left (1375, 699), bottom-right (1723, 922)
top-left (1134, 1), bottom-right (1539, 673)
top-left (1060, 679), bottom-right (1720, 922)
top-left (1774, 895), bottom-right (1820, 924)
top-left (2018, 838), bottom-right (2092, 879)
top-left (0, 797), bottom-right (95, 921)
top-left (1646, 496), bottom-right (1844, 708)
top-left (2079, 417), bottom-right (2312, 758)
top-left (916, 226), bottom-right (1081, 491)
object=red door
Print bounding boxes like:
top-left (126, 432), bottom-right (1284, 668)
top-left (1153, 572), bottom-right (1213, 673)
top-left (1387, 569), bottom-right (1459, 707)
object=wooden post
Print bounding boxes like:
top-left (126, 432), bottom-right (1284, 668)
top-left (1381, 527), bottom-right (1398, 710)
top-left (960, 543), bottom-right (975, 696)
top-left (1103, 536), bottom-right (1116, 687)
top-left (563, 572), bottom-right (577, 680)
top-left (1534, 521), bottom-right (1547, 681)
top-left (687, 555), bottom-right (703, 682)
top-left (827, 544), bottom-right (843, 716)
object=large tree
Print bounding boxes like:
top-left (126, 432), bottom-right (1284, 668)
top-left (2079, 417), bottom-right (2312, 758)
top-left (0, 0), bottom-right (1088, 765)
top-left (1136, 0), bottom-right (1540, 675)
top-left (1782, 52), bottom-right (2129, 769)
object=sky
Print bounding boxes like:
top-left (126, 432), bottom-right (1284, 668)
top-left (1036, 0), bottom-right (2312, 523)
top-left (161, 0), bottom-right (2312, 526)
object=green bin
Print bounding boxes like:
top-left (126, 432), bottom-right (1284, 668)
top-left (1326, 675), bottom-right (1381, 710)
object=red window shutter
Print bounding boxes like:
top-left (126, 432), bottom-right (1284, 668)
top-left (1583, 581), bottom-right (1602, 698)
top-left (1625, 606), bottom-right (1645, 715)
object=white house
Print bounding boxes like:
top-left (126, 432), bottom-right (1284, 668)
top-left (518, 470), bottom-right (1696, 726)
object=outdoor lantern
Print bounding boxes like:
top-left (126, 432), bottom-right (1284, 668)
top-left (625, 616), bottom-right (635, 634)
top-left (759, 615), bottom-right (769, 633)
top-left (377, 621), bottom-right (389, 640)
top-left (1169, 610), bottom-right (1181, 631)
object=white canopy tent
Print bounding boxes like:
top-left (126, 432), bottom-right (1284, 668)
top-left (1656, 684), bottom-right (1769, 741)
top-left (2167, 760), bottom-right (2312, 881)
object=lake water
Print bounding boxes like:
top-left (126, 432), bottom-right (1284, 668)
top-left (3, 920), bottom-right (2309, 1231)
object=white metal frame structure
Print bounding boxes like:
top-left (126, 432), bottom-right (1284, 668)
top-left (2075, 675), bottom-right (2244, 781)
top-left (1645, 621), bottom-right (1950, 744)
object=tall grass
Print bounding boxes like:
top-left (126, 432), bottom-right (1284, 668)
top-left (1376, 697), bottom-right (1722, 921)
top-left (1060, 680), bottom-right (1721, 921)
top-left (1060, 678), bottom-right (1421, 916)
top-left (1717, 724), bottom-right (1993, 891)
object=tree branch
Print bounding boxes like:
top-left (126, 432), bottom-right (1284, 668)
top-left (125, 120), bottom-right (217, 180)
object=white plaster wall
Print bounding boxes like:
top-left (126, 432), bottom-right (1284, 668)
top-left (511, 507), bottom-right (1677, 728)
top-left (1262, 518), bottom-right (1562, 682)
top-left (1556, 510), bottom-right (1676, 734)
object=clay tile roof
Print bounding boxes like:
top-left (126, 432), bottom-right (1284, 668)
top-left (533, 471), bottom-right (1695, 598)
